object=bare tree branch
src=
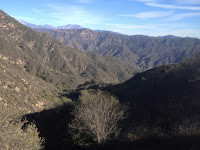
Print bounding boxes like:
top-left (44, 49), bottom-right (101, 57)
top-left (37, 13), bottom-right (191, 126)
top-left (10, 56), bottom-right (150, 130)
top-left (69, 90), bottom-right (127, 146)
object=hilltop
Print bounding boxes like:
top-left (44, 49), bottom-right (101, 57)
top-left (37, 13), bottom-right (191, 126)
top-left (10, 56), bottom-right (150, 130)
top-left (102, 55), bottom-right (200, 139)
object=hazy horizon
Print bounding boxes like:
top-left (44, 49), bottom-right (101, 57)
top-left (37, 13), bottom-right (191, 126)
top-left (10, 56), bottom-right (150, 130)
top-left (1, 0), bottom-right (200, 38)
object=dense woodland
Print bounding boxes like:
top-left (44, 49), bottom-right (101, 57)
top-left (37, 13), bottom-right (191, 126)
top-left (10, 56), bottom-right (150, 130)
top-left (1, 9), bottom-right (200, 150)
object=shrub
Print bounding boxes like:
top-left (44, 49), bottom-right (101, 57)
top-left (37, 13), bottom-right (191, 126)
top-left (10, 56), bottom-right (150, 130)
top-left (0, 103), bottom-right (43, 150)
top-left (69, 90), bottom-right (127, 146)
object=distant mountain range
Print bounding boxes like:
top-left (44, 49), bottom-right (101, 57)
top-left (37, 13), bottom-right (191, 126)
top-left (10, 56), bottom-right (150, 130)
top-left (21, 21), bottom-right (200, 70)
top-left (34, 28), bottom-right (200, 70)
top-left (18, 20), bottom-right (200, 70)
top-left (18, 20), bottom-right (83, 29)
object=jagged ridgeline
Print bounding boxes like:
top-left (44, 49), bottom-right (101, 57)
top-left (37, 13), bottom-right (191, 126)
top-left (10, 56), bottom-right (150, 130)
top-left (35, 28), bottom-right (200, 70)
top-left (0, 10), bottom-right (138, 91)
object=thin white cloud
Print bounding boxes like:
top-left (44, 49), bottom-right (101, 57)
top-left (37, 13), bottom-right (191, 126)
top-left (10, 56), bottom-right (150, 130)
top-left (76, 0), bottom-right (94, 3)
top-left (176, 0), bottom-right (200, 5)
top-left (128, 0), bottom-right (158, 2)
top-left (13, 16), bottom-right (35, 22)
top-left (120, 10), bottom-right (200, 21)
top-left (135, 11), bottom-right (174, 18)
top-left (105, 23), bottom-right (200, 31)
top-left (166, 12), bottom-right (200, 21)
top-left (146, 2), bottom-right (200, 10)
top-left (167, 29), bottom-right (200, 38)
top-left (105, 23), bottom-right (161, 29)
top-left (32, 9), bottom-right (46, 15)
top-left (42, 3), bottom-right (102, 26)
top-left (120, 11), bottom-right (173, 18)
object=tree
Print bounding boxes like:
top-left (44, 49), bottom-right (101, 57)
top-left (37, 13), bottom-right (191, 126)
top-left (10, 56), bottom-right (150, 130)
top-left (0, 103), bottom-right (43, 150)
top-left (69, 90), bottom-right (127, 146)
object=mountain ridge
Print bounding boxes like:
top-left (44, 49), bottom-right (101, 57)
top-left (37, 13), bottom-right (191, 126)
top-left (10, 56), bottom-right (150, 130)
top-left (34, 28), bottom-right (200, 70)
top-left (18, 20), bottom-right (83, 29)
top-left (98, 55), bottom-right (200, 141)
top-left (0, 10), bottom-right (138, 90)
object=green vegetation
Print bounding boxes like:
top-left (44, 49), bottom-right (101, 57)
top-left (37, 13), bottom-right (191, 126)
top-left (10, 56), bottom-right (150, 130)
top-left (0, 103), bottom-right (43, 150)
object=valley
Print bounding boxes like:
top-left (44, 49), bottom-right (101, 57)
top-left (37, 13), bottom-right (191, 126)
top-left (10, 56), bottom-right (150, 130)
top-left (1, 9), bottom-right (200, 150)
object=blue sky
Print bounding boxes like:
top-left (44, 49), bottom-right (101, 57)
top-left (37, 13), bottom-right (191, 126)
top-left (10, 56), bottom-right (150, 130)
top-left (1, 0), bottom-right (200, 38)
